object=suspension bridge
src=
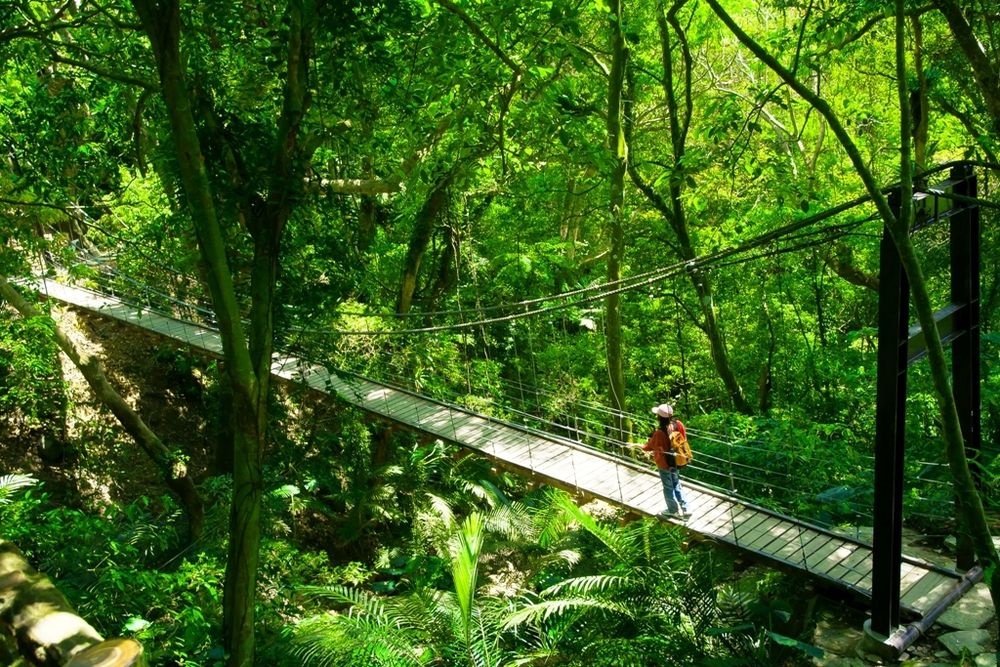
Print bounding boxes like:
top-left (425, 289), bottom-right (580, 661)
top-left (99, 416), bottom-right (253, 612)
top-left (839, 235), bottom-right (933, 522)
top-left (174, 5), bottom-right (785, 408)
top-left (16, 161), bottom-right (992, 654)
top-left (25, 275), bottom-right (968, 620)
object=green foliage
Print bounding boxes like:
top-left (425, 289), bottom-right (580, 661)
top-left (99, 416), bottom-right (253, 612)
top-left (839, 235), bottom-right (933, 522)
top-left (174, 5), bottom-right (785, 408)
top-left (0, 314), bottom-right (65, 434)
top-left (0, 473), bottom-right (36, 505)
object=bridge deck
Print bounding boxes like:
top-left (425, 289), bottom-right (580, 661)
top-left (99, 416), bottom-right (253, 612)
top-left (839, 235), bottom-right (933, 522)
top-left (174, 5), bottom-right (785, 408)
top-left (33, 279), bottom-right (966, 619)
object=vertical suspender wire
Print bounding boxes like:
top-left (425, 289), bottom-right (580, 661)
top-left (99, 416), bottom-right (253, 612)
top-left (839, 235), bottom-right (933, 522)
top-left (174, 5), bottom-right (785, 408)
top-left (521, 305), bottom-right (536, 477)
top-left (451, 216), bottom-right (469, 442)
top-left (673, 291), bottom-right (690, 415)
top-left (523, 303), bottom-right (540, 426)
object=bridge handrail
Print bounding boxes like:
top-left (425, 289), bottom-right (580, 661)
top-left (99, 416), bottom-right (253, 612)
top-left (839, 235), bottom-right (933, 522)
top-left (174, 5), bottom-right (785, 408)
top-left (326, 368), bottom-right (960, 578)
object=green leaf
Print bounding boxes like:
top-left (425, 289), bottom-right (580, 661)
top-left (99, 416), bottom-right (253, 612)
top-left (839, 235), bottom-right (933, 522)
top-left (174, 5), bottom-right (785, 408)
top-left (768, 631), bottom-right (824, 658)
top-left (124, 616), bottom-right (150, 632)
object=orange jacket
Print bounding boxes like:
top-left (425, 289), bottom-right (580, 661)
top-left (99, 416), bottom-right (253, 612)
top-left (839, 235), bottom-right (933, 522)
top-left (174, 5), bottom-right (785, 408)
top-left (643, 419), bottom-right (687, 469)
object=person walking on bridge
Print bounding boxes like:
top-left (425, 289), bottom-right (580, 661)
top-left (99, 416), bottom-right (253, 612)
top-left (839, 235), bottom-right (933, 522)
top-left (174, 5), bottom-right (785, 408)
top-left (632, 403), bottom-right (690, 519)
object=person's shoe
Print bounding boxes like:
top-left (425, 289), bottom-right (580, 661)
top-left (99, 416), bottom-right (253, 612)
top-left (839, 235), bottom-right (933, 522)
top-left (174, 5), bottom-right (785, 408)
top-left (679, 509), bottom-right (692, 519)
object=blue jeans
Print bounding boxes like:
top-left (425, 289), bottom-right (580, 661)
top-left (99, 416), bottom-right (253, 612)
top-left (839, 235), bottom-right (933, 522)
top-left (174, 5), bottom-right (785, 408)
top-left (658, 467), bottom-right (687, 514)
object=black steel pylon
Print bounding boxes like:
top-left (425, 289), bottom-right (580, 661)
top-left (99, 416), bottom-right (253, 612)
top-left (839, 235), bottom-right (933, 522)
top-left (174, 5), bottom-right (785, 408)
top-left (871, 164), bottom-right (982, 636)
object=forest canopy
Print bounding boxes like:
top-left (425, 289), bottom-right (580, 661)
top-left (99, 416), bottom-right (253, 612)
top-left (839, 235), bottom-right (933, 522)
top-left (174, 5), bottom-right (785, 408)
top-left (1, 0), bottom-right (999, 665)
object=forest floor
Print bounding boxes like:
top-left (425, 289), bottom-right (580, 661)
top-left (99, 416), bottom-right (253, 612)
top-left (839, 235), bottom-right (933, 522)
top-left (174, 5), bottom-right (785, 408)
top-left (2, 303), bottom-right (997, 665)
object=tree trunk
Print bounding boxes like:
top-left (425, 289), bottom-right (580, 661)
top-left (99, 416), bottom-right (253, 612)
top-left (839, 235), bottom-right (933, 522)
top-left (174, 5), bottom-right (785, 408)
top-left (397, 172), bottom-right (453, 315)
top-left (910, 14), bottom-right (929, 175)
top-left (0, 540), bottom-right (145, 667)
top-left (131, 2), bottom-right (266, 664)
top-left (630, 0), bottom-right (753, 415)
top-left (0, 278), bottom-right (204, 540)
top-left (605, 0), bottom-right (630, 441)
top-left (935, 0), bottom-right (1000, 138)
top-left (132, 1), bottom-right (316, 662)
top-left (706, 0), bottom-right (1000, 636)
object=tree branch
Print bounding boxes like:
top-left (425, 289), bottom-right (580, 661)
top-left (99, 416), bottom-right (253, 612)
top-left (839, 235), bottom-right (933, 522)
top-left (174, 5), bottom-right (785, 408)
top-left (935, 0), bottom-right (1000, 136)
top-left (435, 0), bottom-right (521, 74)
top-left (51, 53), bottom-right (156, 88)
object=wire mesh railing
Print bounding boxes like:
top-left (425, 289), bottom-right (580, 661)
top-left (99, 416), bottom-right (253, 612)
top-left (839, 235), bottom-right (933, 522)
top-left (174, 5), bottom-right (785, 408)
top-left (36, 236), bottom-right (961, 537)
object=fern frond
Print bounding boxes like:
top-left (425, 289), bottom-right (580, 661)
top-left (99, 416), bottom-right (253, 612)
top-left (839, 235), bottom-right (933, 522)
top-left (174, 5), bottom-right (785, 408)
top-left (0, 473), bottom-right (37, 503)
top-left (542, 574), bottom-right (632, 598)
top-left (503, 596), bottom-right (632, 630)
top-left (291, 612), bottom-right (427, 667)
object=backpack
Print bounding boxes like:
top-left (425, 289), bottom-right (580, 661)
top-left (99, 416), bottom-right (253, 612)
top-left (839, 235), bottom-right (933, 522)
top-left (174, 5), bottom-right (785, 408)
top-left (668, 424), bottom-right (694, 468)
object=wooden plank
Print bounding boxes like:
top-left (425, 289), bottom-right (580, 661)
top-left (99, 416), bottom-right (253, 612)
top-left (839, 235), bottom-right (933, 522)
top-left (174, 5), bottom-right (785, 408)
top-left (708, 505), bottom-right (759, 541)
top-left (520, 441), bottom-right (574, 473)
top-left (593, 466), bottom-right (642, 504)
top-left (684, 490), bottom-right (719, 516)
top-left (817, 543), bottom-right (865, 580)
top-left (475, 428), bottom-right (530, 456)
top-left (769, 526), bottom-right (825, 566)
top-left (493, 432), bottom-right (547, 463)
top-left (621, 478), bottom-right (662, 510)
top-left (617, 469), bottom-right (658, 505)
top-left (734, 516), bottom-right (785, 549)
top-left (689, 500), bottom-right (736, 534)
top-left (901, 571), bottom-right (956, 615)
top-left (803, 537), bottom-right (854, 574)
top-left (789, 531), bottom-right (835, 569)
top-left (745, 519), bottom-right (797, 553)
top-left (682, 496), bottom-right (725, 529)
top-left (728, 509), bottom-right (773, 545)
top-left (688, 490), bottom-right (727, 516)
top-left (631, 482), bottom-right (668, 515)
top-left (831, 547), bottom-right (873, 588)
top-left (434, 412), bottom-right (480, 441)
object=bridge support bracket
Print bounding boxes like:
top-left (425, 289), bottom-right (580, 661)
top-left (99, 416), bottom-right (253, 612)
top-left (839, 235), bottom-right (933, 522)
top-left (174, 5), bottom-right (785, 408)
top-left (862, 565), bottom-right (984, 660)
top-left (861, 619), bottom-right (909, 660)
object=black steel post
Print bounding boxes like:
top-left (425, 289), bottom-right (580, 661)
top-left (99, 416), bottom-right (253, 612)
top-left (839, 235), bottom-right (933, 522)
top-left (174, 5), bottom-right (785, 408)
top-left (950, 166), bottom-right (982, 571)
top-left (871, 190), bottom-right (908, 636)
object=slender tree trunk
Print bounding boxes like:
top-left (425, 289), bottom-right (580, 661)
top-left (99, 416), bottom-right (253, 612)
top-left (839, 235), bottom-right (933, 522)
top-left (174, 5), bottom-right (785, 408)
top-left (637, 0), bottom-right (753, 414)
top-left (706, 0), bottom-right (1000, 637)
top-left (606, 0), bottom-right (630, 441)
top-left (935, 0), bottom-right (1000, 138)
top-left (0, 277), bottom-right (204, 540)
top-left (911, 14), bottom-right (929, 175)
top-left (397, 172), bottom-right (453, 315)
top-left (131, 2), bottom-right (267, 664)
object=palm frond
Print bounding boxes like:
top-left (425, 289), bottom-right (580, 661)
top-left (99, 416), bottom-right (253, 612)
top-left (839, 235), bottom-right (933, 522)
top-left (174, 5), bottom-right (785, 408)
top-left (299, 585), bottom-right (389, 621)
top-left (451, 512), bottom-right (485, 635)
top-left (504, 596), bottom-right (632, 629)
top-left (531, 489), bottom-right (575, 548)
top-left (542, 574), bottom-right (632, 598)
top-left (552, 493), bottom-right (635, 563)
top-left (291, 612), bottom-right (428, 667)
top-left (484, 500), bottom-right (537, 542)
top-left (0, 473), bottom-right (37, 504)
top-left (424, 491), bottom-right (457, 529)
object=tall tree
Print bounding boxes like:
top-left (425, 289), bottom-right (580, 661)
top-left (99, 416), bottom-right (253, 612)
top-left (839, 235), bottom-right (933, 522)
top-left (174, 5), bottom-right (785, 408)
top-left (606, 0), bottom-right (631, 438)
top-left (627, 0), bottom-right (754, 414)
top-left (705, 0), bottom-right (1000, 641)
top-left (129, 0), bottom-right (316, 663)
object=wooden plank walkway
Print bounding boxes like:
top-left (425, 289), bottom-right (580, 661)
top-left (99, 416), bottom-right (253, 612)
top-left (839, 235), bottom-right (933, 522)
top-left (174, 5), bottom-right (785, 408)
top-left (31, 278), bottom-right (967, 619)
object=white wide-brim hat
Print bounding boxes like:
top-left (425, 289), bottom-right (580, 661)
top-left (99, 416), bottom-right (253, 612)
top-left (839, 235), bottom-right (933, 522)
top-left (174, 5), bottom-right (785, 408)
top-left (651, 403), bottom-right (674, 418)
